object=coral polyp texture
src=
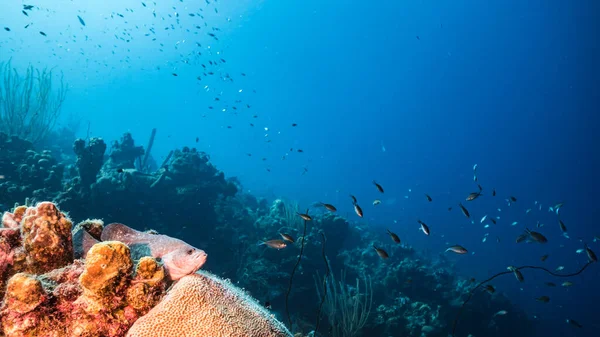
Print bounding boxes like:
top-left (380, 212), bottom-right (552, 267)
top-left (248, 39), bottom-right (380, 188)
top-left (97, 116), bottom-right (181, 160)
top-left (0, 202), bottom-right (290, 337)
top-left (127, 271), bottom-right (293, 337)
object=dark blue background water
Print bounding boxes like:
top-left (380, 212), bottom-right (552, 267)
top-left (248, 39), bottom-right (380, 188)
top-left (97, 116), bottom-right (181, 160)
top-left (1, 1), bottom-right (598, 335)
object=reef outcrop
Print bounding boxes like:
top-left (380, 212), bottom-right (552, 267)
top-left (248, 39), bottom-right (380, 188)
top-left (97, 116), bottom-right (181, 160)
top-left (0, 201), bottom-right (293, 337)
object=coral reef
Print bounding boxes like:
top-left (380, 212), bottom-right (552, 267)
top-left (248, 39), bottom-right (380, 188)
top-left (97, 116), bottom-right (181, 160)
top-left (73, 137), bottom-right (106, 188)
top-left (0, 131), bottom-right (539, 337)
top-left (0, 133), bottom-right (64, 206)
top-left (0, 202), bottom-right (164, 336)
top-left (0, 202), bottom-right (73, 291)
top-left (101, 133), bottom-right (144, 174)
top-left (0, 201), bottom-right (294, 337)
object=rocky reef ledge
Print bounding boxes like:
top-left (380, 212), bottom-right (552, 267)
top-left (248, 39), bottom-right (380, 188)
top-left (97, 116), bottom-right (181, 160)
top-left (0, 201), bottom-right (292, 337)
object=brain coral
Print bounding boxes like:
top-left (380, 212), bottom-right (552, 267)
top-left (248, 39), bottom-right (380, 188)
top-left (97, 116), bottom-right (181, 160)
top-left (126, 271), bottom-right (293, 337)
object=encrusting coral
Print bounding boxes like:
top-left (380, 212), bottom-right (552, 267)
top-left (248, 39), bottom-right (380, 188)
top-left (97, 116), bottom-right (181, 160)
top-left (19, 202), bottom-right (74, 274)
top-left (0, 201), bottom-right (293, 337)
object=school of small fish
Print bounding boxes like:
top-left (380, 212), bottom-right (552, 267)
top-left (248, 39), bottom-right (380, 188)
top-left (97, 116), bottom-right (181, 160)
top-left (261, 164), bottom-right (598, 330)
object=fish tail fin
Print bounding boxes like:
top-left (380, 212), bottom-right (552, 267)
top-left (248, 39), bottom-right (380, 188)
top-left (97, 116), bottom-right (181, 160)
top-left (256, 241), bottom-right (265, 247)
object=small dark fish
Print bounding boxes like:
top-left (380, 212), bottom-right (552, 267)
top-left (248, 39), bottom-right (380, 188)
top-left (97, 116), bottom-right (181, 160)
top-left (536, 296), bottom-right (550, 303)
top-left (39, 31), bottom-right (47, 36)
top-left (264, 301), bottom-right (271, 309)
top-left (508, 266), bottom-right (524, 282)
top-left (492, 188), bottom-right (496, 196)
top-left (23, 5), bottom-right (34, 10)
top-left (540, 254), bottom-right (549, 262)
top-left (279, 233), bottom-right (295, 243)
top-left (116, 168), bottom-right (124, 173)
top-left (319, 202), bottom-right (337, 212)
top-left (566, 319), bottom-right (583, 328)
top-left (195, 137), bottom-right (199, 143)
top-left (509, 196), bottom-right (517, 202)
top-left (3, 27), bottom-right (10, 32)
top-left (445, 245), bottom-right (468, 254)
top-left (354, 203), bottom-right (363, 218)
top-left (447, 207), bottom-right (452, 211)
top-left (291, 123), bottom-right (297, 127)
top-left (297, 149), bottom-right (303, 153)
top-left (387, 229), bottom-right (401, 244)
top-left (259, 240), bottom-right (287, 249)
top-left (419, 221), bottom-right (430, 236)
top-left (425, 194), bottom-right (432, 202)
top-left (559, 219), bottom-right (567, 233)
top-left (416, 35), bottom-right (420, 40)
top-left (485, 285), bottom-right (496, 294)
top-left (373, 245), bottom-right (389, 259)
top-left (515, 234), bottom-right (527, 243)
top-left (350, 195), bottom-right (357, 204)
top-left (22, 10), bottom-right (29, 17)
top-left (297, 212), bottom-right (312, 221)
top-left (77, 15), bottom-right (86, 26)
top-left (525, 228), bottom-right (548, 243)
top-left (585, 243), bottom-right (597, 263)
top-left (489, 218), bottom-right (497, 225)
top-left (172, 73), bottom-right (178, 76)
top-left (545, 282), bottom-right (556, 287)
top-left (465, 191), bottom-right (482, 201)
top-left (458, 203), bottom-right (470, 218)
top-left (373, 180), bottom-right (384, 193)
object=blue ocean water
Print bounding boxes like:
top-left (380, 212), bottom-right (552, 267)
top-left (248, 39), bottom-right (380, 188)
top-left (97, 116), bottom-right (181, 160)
top-left (1, 0), bottom-right (598, 336)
